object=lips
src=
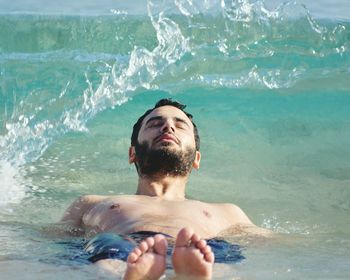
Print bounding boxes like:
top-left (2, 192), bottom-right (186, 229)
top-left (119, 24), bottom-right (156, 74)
top-left (155, 134), bottom-right (179, 144)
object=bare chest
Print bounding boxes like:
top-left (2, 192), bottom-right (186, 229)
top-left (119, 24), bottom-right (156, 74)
top-left (82, 197), bottom-right (231, 238)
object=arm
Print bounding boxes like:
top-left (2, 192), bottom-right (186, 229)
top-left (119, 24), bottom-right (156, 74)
top-left (220, 203), bottom-right (273, 237)
top-left (59, 195), bottom-right (106, 234)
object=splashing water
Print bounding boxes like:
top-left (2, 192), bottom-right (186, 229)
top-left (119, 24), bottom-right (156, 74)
top-left (0, 1), bottom-right (350, 278)
top-left (0, 160), bottom-right (26, 208)
top-left (0, 0), bottom-right (194, 209)
top-left (0, 0), bottom-right (349, 218)
top-left (0, 1), bottom-right (189, 164)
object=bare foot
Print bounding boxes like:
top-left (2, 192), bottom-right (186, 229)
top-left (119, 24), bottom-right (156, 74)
top-left (124, 234), bottom-right (168, 280)
top-left (172, 228), bottom-right (214, 279)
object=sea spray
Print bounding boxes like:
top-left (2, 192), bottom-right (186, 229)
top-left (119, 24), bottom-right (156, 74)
top-left (0, 0), bottom-right (349, 208)
top-left (0, 0), bottom-right (191, 207)
top-left (0, 1), bottom-right (349, 277)
top-left (0, 160), bottom-right (26, 208)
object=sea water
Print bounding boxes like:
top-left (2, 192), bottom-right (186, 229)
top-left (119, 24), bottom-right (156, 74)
top-left (0, 0), bottom-right (350, 279)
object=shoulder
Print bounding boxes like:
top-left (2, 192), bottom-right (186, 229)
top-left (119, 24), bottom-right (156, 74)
top-left (75, 194), bottom-right (142, 208)
top-left (74, 194), bottom-right (107, 205)
top-left (60, 194), bottom-right (107, 224)
top-left (215, 203), bottom-right (254, 225)
top-left (66, 194), bottom-right (108, 210)
top-left (215, 202), bottom-right (244, 213)
top-left (217, 203), bottom-right (274, 237)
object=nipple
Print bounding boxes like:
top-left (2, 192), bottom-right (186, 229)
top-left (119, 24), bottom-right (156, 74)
top-left (110, 203), bottom-right (121, 213)
top-left (203, 210), bottom-right (212, 218)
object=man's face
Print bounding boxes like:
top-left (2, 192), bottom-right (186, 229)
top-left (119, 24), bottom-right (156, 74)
top-left (138, 105), bottom-right (196, 152)
top-left (130, 105), bottom-right (200, 176)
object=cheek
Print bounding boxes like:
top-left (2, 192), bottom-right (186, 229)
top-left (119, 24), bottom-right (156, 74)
top-left (137, 128), bottom-right (150, 141)
top-left (182, 132), bottom-right (196, 147)
top-left (138, 130), bottom-right (155, 144)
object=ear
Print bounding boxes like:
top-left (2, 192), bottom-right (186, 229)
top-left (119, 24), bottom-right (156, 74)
top-left (192, 151), bottom-right (201, 169)
top-left (129, 146), bottom-right (136, 164)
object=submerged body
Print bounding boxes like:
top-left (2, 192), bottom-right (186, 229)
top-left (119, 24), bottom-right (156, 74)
top-left (59, 101), bottom-right (271, 279)
top-left (61, 194), bottom-right (268, 239)
top-left (61, 104), bottom-right (269, 239)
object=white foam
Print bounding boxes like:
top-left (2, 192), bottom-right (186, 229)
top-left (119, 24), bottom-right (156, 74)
top-left (0, 160), bottom-right (26, 209)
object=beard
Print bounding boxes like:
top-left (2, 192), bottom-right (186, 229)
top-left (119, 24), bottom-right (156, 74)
top-left (134, 141), bottom-right (197, 177)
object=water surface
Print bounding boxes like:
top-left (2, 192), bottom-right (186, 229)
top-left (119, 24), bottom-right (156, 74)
top-left (0, 0), bottom-right (350, 279)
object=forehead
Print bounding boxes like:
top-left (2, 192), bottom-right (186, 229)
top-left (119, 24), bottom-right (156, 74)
top-left (142, 105), bottom-right (193, 128)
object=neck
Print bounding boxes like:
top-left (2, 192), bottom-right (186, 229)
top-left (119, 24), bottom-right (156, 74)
top-left (136, 174), bottom-right (187, 200)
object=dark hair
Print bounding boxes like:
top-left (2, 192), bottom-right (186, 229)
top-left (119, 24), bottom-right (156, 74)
top-left (131, 99), bottom-right (200, 150)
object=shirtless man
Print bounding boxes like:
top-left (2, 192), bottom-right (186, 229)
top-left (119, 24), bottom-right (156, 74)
top-left (60, 99), bottom-right (269, 279)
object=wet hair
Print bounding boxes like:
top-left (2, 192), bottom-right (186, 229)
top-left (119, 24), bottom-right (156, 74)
top-left (131, 99), bottom-right (200, 150)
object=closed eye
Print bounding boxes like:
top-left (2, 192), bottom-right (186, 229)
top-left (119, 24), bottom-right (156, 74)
top-left (174, 117), bottom-right (190, 129)
top-left (175, 122), bottom-right (187, 129)
top-left (145, 116), bottom-right (191, 130)
top-left (145, 117), bottom-right (163, 128)
top-left (147, 121), bottom-right (162, 128)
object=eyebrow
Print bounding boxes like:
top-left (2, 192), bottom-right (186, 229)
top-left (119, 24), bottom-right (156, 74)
top-left (145, 116), bottom-right (191, 128)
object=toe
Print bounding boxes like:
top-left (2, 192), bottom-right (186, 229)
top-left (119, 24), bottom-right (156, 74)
top-left (127, 252), bottom-right (138, 263)
top-left (196, 239), bottom-right (207, 249)
top-left (154, 234), bottom-right (168, 256)
top-left (139, 241), bottom-right (149, 253)
top-left (191, 233), bottom-right (201, 243)
top-left (145, 237), bottom-right (155, 249)
top-left (204, 251), bottom-right (215, 263)
top-left (133, 247), bottom-right (142, 257)
top-left (175, 227), bottom-right (194, 247)
top-left (201, 245), bottom-right (212, 255)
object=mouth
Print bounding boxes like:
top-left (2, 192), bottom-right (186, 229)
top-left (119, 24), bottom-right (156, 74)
top-left (154, 134), bottom-right (179, 145)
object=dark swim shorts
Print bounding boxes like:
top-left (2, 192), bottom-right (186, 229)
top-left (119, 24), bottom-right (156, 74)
top-left (84, 232), bottom-right (245, 264)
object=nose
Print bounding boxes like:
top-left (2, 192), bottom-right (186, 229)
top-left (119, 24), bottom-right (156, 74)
top-left (160, 119), bottom-right (175, 133)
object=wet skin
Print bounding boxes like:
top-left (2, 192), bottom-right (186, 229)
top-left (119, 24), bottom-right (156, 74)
top-left (63, 194), bottom-right (256, 239)
top-left (60, 106), bottom-right (270, 239)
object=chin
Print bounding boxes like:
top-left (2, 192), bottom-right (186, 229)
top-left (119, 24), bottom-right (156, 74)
top-left (154, 142), bottom-right (177, 149)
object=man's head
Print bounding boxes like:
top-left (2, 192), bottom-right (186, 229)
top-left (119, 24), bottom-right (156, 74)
top-left (129, 99), bottom-right (201, 177)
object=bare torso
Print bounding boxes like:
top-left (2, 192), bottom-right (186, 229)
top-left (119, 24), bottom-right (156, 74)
top-left (61, 194), bottom-right (263, 239)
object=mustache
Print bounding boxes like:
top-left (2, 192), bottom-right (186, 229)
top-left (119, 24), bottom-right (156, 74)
top-left (154, 133), bottom-right (180, 144)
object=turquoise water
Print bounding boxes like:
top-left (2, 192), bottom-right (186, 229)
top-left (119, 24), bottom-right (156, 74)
top-left (1, 0), bottom-right (350, 279)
